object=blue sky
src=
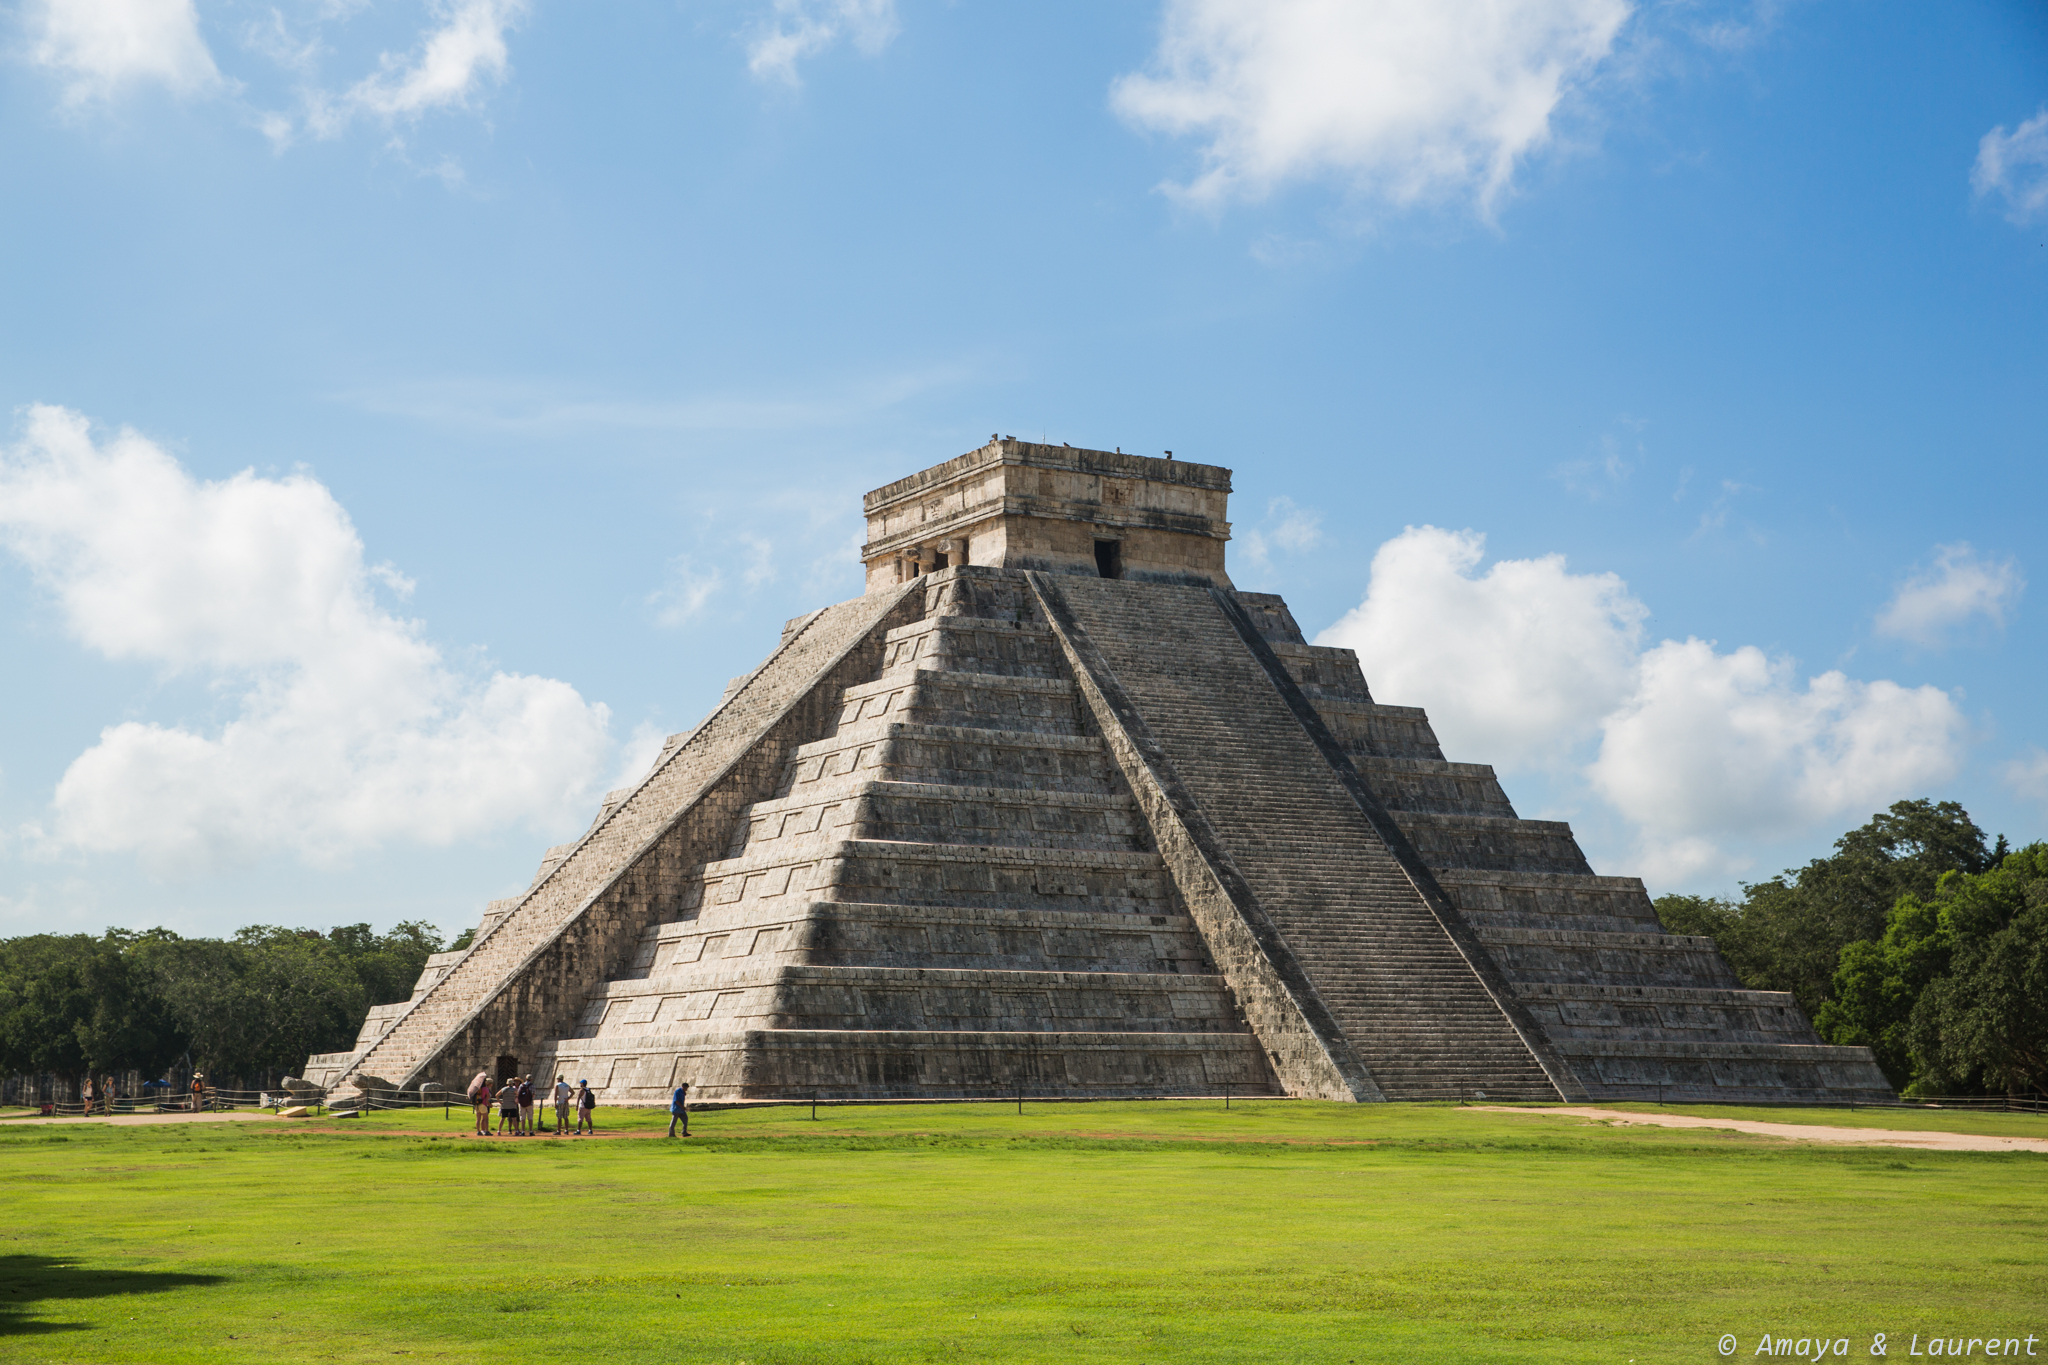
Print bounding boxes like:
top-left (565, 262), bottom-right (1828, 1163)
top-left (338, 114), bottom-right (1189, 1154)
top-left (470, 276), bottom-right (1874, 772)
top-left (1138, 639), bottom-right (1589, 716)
top-left (1, 0), bottom-right (2042, 943)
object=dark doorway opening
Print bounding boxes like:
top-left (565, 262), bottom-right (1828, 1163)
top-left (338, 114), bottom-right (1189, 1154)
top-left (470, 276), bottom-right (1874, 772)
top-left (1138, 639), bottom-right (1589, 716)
top-left (495, 1054), bottom-right (519, 1083)
top-left (1094, 539), bottom-right (1122, 579)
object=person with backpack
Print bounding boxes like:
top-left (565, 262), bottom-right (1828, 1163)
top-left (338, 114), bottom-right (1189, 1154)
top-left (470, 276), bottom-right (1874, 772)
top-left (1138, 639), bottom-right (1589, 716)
top-left (553, 1076), bottom-right (571, 1135)
top-left (516, 1077), bottom-right (536, 1136)
top-left (667, 1081), bottom-right (690, 1138)
top-left (575, 1079), bottom-right (596, 1136)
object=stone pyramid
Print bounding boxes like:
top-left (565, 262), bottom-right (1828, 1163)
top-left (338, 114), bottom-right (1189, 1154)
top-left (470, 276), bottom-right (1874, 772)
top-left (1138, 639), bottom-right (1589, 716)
top-left (308, 442), bottom-right (1894, 1106)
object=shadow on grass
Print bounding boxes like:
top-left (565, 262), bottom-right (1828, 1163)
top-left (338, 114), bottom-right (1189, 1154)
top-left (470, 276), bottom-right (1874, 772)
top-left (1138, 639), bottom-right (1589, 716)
top-left (0, 1254), bottom-right (226, 1335)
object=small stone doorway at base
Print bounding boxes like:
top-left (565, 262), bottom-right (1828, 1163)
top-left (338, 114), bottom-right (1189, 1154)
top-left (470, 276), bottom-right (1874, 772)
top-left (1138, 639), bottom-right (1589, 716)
top-left (1094, 539), bottom-right (1122, 579)
top-left (495, 1055), bottom-right (519, 1083)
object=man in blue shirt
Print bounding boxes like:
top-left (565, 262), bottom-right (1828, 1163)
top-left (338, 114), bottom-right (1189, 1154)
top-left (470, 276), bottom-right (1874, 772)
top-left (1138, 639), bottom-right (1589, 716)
top-left (667, 1081), bottom-right (690, 1138)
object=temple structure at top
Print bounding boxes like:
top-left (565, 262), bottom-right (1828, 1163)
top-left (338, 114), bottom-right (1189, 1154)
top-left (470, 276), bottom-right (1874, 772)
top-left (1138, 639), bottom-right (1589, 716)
top-left (861, 443), bottom-right (1232, 591)
top-left (303, 438), bottom-right (1894, 1108)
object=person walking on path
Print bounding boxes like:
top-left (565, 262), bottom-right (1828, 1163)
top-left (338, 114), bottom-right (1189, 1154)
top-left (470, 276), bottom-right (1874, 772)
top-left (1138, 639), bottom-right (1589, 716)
top-left (468, 1072), bottom-right (492, 1136)
top-left (667, 1081), bottom-right (690, 1138)
top-left (103, 1075), bottom-right (116, 1115)
top-left (553, 1076), bottom-right (571, 1135)
top-left (191, 1074), bottom-right (206, 1113)
top-left (575, 1080), bottom-right (596, 1136)
top-left (517, 1077), bottom-right (536, 1136)
top-left (82, 1076), bottom-right (93, 1115)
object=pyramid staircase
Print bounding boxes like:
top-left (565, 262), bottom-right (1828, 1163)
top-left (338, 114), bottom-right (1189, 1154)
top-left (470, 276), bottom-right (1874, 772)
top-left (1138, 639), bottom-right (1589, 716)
top-left (527, 570), bottom-right (1277, 1102)
top-left (1236, 593), bottom-right (1895, 1104)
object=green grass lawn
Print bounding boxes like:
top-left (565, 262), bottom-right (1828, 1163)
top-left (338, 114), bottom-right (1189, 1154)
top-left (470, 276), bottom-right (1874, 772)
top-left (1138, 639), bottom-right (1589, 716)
top-left (3, 1100), bottom-right (2043, 1363)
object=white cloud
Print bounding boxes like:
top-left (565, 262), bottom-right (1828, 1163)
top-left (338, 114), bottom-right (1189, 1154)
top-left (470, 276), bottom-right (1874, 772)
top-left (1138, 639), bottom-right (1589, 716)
top-left (1237, 495), bottom-right (1324, 574)
top-left (1588, 641), bottom-right (1965, 883)
top-left (748, 0), bottom-right (899, 86)
top-left (28, 0), bottom-right (221, 104)
top-left (1111, 0), bottom-right (1633, 211)
top-left (1316, 526), bottom-right (1646, 768)
top-left (344, 0), bottom-right (525, 121)
top-left (1315, 524), bottom-right (1969, 884)
top-left (0, 404), bottom-right (612, 874)
top-left (649, 557), bottom-right (725, 627)
top-left (1972, 109), bottom-right (2048, 225)
top-left (1874, 542), bottom-right (2024, 649)
top-left (2002, 747), bottom-right (2048, 811)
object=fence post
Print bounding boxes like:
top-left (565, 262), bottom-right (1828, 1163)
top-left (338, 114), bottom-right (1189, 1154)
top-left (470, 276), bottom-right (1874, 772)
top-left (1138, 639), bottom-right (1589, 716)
top-left (1224, 1081), bottom-right (1231, 1111)
top-left (1016, 1080), bottom-right (1022, 1116)
top-left (812, 1089), bottom-right (818, 1121)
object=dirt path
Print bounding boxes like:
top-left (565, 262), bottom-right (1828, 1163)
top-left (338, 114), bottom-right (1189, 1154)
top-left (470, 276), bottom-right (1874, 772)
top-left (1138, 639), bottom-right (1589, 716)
top-left (1468, 1105), bottom-right (2048, 1153)
top-left (2, 1110), bottom-right (276, 1127)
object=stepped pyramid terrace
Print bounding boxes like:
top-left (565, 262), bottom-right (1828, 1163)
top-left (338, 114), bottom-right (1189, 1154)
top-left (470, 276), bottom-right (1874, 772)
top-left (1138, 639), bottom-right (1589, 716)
top-left (306, 440), bottom-right (1896, 1106)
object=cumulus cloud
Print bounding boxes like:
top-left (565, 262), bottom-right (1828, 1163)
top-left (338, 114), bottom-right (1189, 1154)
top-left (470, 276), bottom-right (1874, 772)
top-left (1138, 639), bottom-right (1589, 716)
top-left (1588, 642), bottom-right (1965, 883)
top-left (1316, 525), bottom-right (1968, 883)
top-left (0, 405), bottom-right (612, 874)
top-left (27, 0), bottom-right (221, 104)
top-left (1972, 109), bottom-right (2048, 225)
top-left (1874, 543), bottom-right (2024, 649)
top-left (1317, 526), bottom-right (1646, 768)
top-left (748, 0), bottom-right (899, 86)
top-left (1111, 0), bottom-right (1633, 211)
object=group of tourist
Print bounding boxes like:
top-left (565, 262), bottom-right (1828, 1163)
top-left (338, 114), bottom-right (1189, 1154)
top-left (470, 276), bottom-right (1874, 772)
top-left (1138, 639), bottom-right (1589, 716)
top-left (465, 1073), bottom-right (598, 1137)
top-left (456, 1073), bottom-right (694, 1138)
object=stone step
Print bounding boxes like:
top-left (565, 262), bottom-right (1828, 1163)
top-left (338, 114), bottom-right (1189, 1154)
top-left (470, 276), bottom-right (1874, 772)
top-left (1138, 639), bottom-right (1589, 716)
top-left (682, 839), bottom-right (1171, 917)
top-left (836, 668), bottom-right (1083, 735)
top-left (724, 781), bottom-right (1144, 859)
top-left (1346, 756), bottom-right (1518, 819)
top-left (1473, 927), bottom-right (1744, 990)
top-left (778, 721), bottom-right (1120, 795)
top-left (1396, 812), bottom-right (1595, 875)
top-left (1265, 641), bottom-right (1375, 704)
top-left (879, 616), bottom-right (1062, 679)
top-left (1432, 868), bottom-right (1662, 931)
top-left (1555, 1039), bottom-right (1895, 1099)
top-left (570, 964), bottom-right (1247, 1038)
top-left (540, 1027), bottom-right (1282, 1103)
top-left (1307, 698), bottom-right (1447, 762)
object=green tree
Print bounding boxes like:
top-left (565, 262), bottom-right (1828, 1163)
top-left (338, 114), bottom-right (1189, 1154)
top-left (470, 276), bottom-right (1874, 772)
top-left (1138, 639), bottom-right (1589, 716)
top-left (74, 929), bottom-right (188, 1079)
top-left (1904, 844), bottom-right (2048, 1096)
top-left (1656, 799), bottom-right (2001, 1017)
top-left (325, 920), bottom-right (444, 1007)
top-left (1812, 895), bottom-right (1950, 1088)
top-left (140, 932), bottom-right (367, 1078)
top-left (0, 935), bottom-right (96, 1082)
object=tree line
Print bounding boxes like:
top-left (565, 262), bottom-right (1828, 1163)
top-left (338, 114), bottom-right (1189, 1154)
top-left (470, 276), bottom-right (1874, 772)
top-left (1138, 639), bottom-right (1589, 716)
top-left (0, 920), bottom-right (472, 1088)
top-left (1655, 799), bottom-right (2046, 1097)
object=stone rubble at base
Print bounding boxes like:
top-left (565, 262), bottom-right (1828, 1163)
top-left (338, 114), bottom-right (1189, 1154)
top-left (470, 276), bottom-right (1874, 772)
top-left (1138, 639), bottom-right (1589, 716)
top-left (306, 440), bottom-right (1894, 1108)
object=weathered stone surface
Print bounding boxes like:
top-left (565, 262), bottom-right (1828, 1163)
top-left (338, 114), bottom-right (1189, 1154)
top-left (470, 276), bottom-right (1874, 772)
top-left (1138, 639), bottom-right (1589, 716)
top-left (308, 443), bottom-right (1893, 1107)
